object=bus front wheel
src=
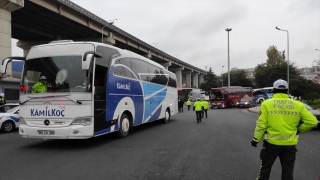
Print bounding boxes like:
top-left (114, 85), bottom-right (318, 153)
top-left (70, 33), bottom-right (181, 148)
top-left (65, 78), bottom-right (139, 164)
top-left (162, 108), bottom-right (171, 124)
top-left (118, 113), bottom-right (130, 138)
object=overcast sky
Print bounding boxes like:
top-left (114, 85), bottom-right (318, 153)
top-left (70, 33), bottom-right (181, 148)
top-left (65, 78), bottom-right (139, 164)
top-left (12, 0), bottom-right (320, 75)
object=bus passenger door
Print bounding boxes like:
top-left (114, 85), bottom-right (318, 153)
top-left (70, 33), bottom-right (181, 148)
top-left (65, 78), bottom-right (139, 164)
top-left (93, 65), bottom-right (109, 132)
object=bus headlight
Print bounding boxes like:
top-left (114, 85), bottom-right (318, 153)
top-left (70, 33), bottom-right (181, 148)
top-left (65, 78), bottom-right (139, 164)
top-left (72, 117), bottom-right (91, 126)
top-left (19, 117), bottom-right (26, 125)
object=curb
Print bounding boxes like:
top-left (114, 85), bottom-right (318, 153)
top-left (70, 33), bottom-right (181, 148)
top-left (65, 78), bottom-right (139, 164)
top-left (248, 106), bottom-right (260, 114)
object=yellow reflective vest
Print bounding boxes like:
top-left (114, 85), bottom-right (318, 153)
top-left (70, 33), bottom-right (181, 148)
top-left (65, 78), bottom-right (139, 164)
top-left (186, 100), bottom-right (191, 106)
top-left (32, 82), bottom-right (47, 93)
top-left (193, 101), bottom-right (202, 111)
top-left (253, 93), bottom-right (317, 146)
top-left (202, 100), bottom-right (209, 110)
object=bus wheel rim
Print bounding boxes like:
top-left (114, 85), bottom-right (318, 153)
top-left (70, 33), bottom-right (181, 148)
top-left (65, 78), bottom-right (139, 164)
top-left (165, 111), bottom-right (170, 121)
top-left (121, 118), bottom-right (130, 133)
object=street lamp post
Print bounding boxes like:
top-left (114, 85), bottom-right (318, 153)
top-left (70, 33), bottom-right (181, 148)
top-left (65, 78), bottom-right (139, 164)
top-left (312, 60), bottom-right (317, 72)
top-left (101, 19), bottom-right (117, 43)
top-left (275, 26), bottom-right (289, 94)
top-left (222, 66), bottom-right (224, 87)
top-left (225, 28), bottom-right (232, 87)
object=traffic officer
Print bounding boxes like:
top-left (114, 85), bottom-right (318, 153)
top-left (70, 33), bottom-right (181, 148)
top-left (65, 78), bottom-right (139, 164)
top-left (0, 93), bottom-right (6, 106)
top-left (32, 76), bottom-right (48, 93)
top-left (186, 99), bottom-right (191, 110)
top-left (193, 98), bottom-right (202, 123)
top-left (251, 79), bottom-right (317, 180)
top-left (201, 98), bottom-right (209, 118)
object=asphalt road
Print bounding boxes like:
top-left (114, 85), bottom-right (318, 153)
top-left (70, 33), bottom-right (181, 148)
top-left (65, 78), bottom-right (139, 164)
top-left (0, 106), bottom-right (319, 180)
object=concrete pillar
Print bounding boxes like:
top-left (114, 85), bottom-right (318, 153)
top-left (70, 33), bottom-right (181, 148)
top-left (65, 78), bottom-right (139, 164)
top-left (159, 61), bottom-right (171, 70)
top-left (170, 66), bottom-right (184, 88)
top-left (17, 40), bottom-right (49, 57)
top-left (102, 32), bottom-right (115, 45)
top-left (199, 74), bottom-right (205, 85)
top-left (0, 0), bottom-right (24, 77)
top-left (143, 50), bottom-right (151, 59)
top-left (184, 70), bottom-right (192, 88)
top-left (192, 72), bottom-right (199, 88)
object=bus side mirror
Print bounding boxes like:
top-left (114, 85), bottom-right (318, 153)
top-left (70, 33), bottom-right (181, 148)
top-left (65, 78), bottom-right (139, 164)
top-left (82, 51), bottom-right (102, 70)
top-left (82, 54), bottom-right (93, 70)
top-left (0, 57), bottom-right (25, 76)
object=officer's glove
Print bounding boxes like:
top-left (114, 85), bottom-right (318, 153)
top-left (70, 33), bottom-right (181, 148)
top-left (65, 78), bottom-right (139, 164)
top-left (251, 140), bottom-right (258, 147)
top-left (193, 107), bottom-right (195, 111)
top-left (296, 127), bottom-right (301, 135)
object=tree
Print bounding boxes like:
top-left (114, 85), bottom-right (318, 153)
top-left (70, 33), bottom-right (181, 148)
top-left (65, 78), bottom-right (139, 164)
top-left (302, 92), bottom-right (320, 104)
top-left (199, 67), bottom-right (219, 92)
top-left (254, 45), bottom-right (300, 88)
top-left (220, 70), bottom-right (253, 87)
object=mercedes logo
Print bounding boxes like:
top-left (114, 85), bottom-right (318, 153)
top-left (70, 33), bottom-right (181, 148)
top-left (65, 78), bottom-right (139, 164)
top-left (44, 119), bottom-right (50, 126)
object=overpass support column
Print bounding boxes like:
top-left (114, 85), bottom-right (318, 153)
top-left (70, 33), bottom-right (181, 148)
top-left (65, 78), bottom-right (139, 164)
top-left (185, 70), bottom-right (192, 88)
top-left (0, 0), bottom-right (24, 77)
top-left (170, 66), bottom-right (184, 88)
top-left (17, 40), bottom-right (49, 57)
top-left (192, 72), bottom-right (199, 88)
top-left (159, 61), bottom-right (171, 70)
top-left (199, 74), bottom-right (205, 86)
top-left (144, 50), bottom-right (152, 59)
top-left (102, 32), bottom-right (115, 45)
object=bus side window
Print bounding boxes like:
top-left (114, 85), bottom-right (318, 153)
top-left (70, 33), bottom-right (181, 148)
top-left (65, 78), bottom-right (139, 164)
top-left (131, 58), bottom-right (149, 81)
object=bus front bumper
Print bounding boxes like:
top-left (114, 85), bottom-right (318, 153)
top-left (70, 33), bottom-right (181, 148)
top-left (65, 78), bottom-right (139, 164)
top-left (19, 124), bottom-right (93, 139)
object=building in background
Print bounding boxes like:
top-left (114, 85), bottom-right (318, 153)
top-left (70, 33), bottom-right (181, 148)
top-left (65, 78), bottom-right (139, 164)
top-left (298, 66), bottom-right (319, 84)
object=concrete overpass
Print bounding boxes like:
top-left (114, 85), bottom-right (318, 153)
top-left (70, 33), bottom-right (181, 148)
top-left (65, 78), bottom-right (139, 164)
top-left (0, 0), bottom-right (206, 88)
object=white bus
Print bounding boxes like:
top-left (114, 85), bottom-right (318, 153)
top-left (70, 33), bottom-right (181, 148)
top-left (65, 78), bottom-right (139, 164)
top-left (0, 40), bottom-right (178, 139)
top-left (252, 87), bottom-right (274, 103)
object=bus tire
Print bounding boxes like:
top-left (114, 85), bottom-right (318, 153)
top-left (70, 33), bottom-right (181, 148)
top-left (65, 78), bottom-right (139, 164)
top-left (1, 120), bottom-right (15, 133)
top-left (118, 113), bottom-right (130, 138)
top-left (162, 108), bottom-right (171, 124)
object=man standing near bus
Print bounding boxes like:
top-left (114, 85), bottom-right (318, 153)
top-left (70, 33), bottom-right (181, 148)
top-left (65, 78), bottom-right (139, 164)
top-left (251, 79), bottom-right (317, 180)
top-left (0, 93), bottom-right (6, 106)
top-left (178, 99), bottom-right (184, 113)
top-left (186, 99), bottom-right (191, 110)
top-left (193, 98), bottom-right (202, 123)
top-left (202, 99), bottom-right (209, 118)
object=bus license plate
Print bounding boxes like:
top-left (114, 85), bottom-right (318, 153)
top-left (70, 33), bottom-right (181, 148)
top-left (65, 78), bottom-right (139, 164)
top-left (38, 130), bottom-right (55, 135)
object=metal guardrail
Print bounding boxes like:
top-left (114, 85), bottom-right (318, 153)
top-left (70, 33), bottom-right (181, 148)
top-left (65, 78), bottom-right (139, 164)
top-left (56, 0), bottom-right (206, 74)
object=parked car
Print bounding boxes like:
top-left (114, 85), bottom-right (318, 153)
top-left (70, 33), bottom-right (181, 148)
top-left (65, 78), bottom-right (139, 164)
top-left (0, 103), bottom-right (19, 132)
top-left (238, 97), bottom-right (256, 108)
top-left (303, 103), bottom-right (320, 129)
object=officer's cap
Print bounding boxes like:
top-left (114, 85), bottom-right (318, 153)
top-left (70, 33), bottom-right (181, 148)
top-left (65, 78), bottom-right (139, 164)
top-left (273, 79), bottom-right (288, 89)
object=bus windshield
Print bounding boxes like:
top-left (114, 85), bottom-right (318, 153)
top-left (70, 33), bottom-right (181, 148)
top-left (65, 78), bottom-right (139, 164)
top-left (210, 89), bottom-right (225, 100)
top-left (21, 56), bottom-right (91, 93)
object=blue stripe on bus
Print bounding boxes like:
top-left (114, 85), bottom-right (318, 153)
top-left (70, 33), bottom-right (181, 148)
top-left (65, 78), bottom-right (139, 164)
top-left (141, 82), bottom-right (166, 97)
top-left (143, 88), bottom-right (167, 122)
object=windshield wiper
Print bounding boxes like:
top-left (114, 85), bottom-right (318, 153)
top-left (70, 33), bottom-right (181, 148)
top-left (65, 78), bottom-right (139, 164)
top-left (20, 94), bottom-right (82, 105)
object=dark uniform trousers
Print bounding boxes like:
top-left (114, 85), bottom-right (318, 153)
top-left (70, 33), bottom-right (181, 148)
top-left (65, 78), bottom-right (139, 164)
top-left (202, 109), bottom-right (207, 118)
top-left (196, 111), bottom-right (202, 122)
top-left (258, 141), bottom-right (296, 180)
